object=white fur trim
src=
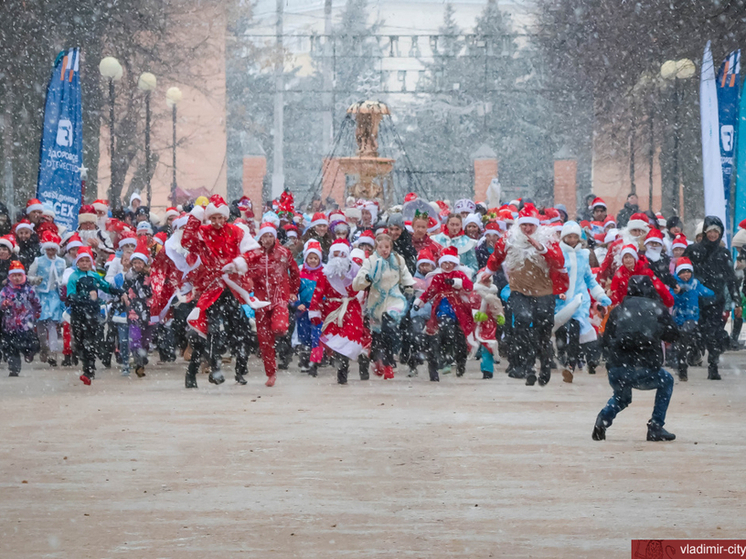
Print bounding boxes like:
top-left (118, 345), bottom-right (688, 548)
top-left (675, 262), bottom-right (693, 275)
top-left (439, 254), bottom-right (460, 265)
top-left (41, 242), bottom-right (60, 252)
top-left (8, 268), bottom-right (24, 275)
top-left (118, 237), bottom-right (137, 248)
top-left (93, 202), bottom-right (108, 213)
top-left (516, 216), bottom-right (540, 226)
top-left (452, 278), bottom-right (463, 290)
top-left (189, 205), bottom-right (205, 222)
top-left (553, 293), bottom-right (583, 332)
top-left (626, 219), bottom-right (649, 232)
top-left (26, 203), bottom-right (43, 214)
top-left (15, 222), bottom-right (34, 232)
top-left (0, 239), bottom-right (13, 252)
top-left (186, 306), bottom-right (206, 338)
top-left (590, 284), bottom-right (606, 302)
top-left (310, 218), bottom-right (329, 228)
top-left (320, 333), bottom-right (367, 360)
top-left (620, 246), bottom-right (639, 261)
top-left (78, 213), bottom-right (97, 224)
top-left (233, 256), bottom-right (248, 275)
top-left (304, 247), bottom-right (322, 260)
top-left (308, 310), bottom-right (321, 320)
top-left (258, 225), bottom-right (277, 239)
top-left (131, 252), bottom-right (149, 263)
top-left (417, 258), bottom-right (436, 268)
top-left (204, 202), bottom-right (230, 220)
top-left (221, 273), bottom-right (271, 309)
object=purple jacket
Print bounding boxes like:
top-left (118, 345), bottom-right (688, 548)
top-left (0, 282), bottom-right (41, 332)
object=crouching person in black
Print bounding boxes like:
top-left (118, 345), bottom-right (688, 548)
top-left (593, 275), bottom-right (679, 442)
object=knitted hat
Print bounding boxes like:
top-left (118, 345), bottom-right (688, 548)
top-left (454, 199), bottom-right (476, 214)
top-left (675, 257), bottom-right (693, 275)
top-left (130, 192), bottom-right (142, 204)
top-left (644, 228), bottom-right (665, 246)
top-left (310, 212), bottom-right (329, 229)
top-left (304, 240), bottom-right (322, 260)
top-left (591, 197), bottom-right (607, 210)
top-left (8, 260), bottom-right (25, 275)
top-left (620, 244), bottom-right (639, 262)
top-left (40, 230), bottom-right (61, 252)
top-left (118, 231), bottom-right (138, 249)
top-left (671, 234), bottom-right (688, 251)
top-left (75, 246), bottom-right (95, 265)
top-left (257, 222), bottom-right (277, 239)
top-left (387, 212), bottom-right (405, 229)
top-left (78, 204), bottom-right (97, 224)
top-left (92, 199), bottom-right (108, 214)
top-left (131, 236), bottom-right (151, 264)
top-left (560, 220), bottom-right (582, 240)
top-left (626, 212), bottom-right (650, 232)
top-left (516, 203), bottom-right (540, 227)
top-left (417, 248), bottom-right (436, 268)
top-left (353, 230), bottom-right (376, 247)
top-left (330, 238), bottom-right (351, 257)
top-left (204, 194), bottom-right (230, 220)
top-left (439, 245), bottom-right (460, 266)
top-left (25, 198), bottom-right (44, 214)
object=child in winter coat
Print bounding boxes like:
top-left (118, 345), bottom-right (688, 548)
top-left (472, 268), bottom-right (505, 379)
top-left (110, 252), bottom-right (133, 375)
top-left (67, 247), bottom-right (123, 385)
top-left (609, 245), bottom-right (674, 308)
top-left (0, 261), bottom-right (41, 376)
top-left (123, 240), bottom-right (153, 378)
top-left (553, 221), bottom-right (612, 382)
top-left (401, 248), bottom-right (436, 377)
top-left (672, 257), bottom-right (715, 381)
top-left (413, 246), bottom-right (475, 381)
top-left (27, 231), bottom-right (66, 366)
top-left (293, 240), bottom-right (324, 376)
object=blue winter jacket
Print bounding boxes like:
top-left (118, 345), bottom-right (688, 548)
top-left (672, 276), bottom-right (715, 326)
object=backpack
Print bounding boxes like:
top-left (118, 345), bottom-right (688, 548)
top-left (614, 298), bottom-right (661, 352)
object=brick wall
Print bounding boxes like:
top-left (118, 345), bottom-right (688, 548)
top-left (474, 158), bottom-right (498, 203)
top-left (554, 159), bottom-right (577, 219)
top-left (242, 156), bottom-right (266, 206)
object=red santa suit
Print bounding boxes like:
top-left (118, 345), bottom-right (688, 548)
top-left (598, 212), bottom-right (650, 282)
top-left (414, 266), bottom-right (476, 348)
top-left (609, 245), bottom-right (674, 308)
top-left (244, 222), bottom-right (301, 380)
top-left (180, 195), bottom-right (268, 337)
top-left (308, 241), bottom-right (371, 360)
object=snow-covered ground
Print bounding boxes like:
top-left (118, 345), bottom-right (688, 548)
top-left (0, 354), bottom-right (744, 557)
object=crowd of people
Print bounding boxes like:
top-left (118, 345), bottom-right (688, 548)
top-left (0, 189), bottom-right (743, 442)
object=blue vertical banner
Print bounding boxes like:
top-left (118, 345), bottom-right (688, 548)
top-left (716, 49), bottom-right (740, 238)
top-left (735, 74), bottom-right (746, 230)
top-left (36, 48), bottom-right (83, 231)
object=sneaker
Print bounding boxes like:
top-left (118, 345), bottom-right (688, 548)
top-left (592, 415), bottom-right (607, 441)
top-left (561, 369), bottom-right (573, 383)
top-left (646, 421), bottom-right (675, 442)
top-left (8, 372), bottom-right (19, 377)
top-left (121, 370), bottom-right (131, 377)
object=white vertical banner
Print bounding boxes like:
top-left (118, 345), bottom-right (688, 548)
top-left (701, 41), bottom-right (727, 228)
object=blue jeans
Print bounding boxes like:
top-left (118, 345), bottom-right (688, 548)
top-left (600, 366), bottom-right (674, 426)
top-left (117, 323), bottom-right (130, 374)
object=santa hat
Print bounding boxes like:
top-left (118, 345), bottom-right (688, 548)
top-left (284, 224), bottom-right (299, 239)
top-left (604, 228), bottom-right (620, 244)
top-left (627, 212), bottom-right (650, 232)
top-left (136, 221), bottom-right (153, 236)
top-left (542, 207), bottom-right (562, 225)
top-left (455, 198), bottom-right (476, 214)
top-left (304, 240), bottom-right (322, 261)
top-left (92, 199), bottom-right (109, 214)
top-left (739, 218), bottom-right (746, 231)
top-left (78, 204), bottom-right (97, 224)
top-left (330, 238), bottom-right (351, 257)
top-left (75, 246), bottom-right (95, 265)
top-left (8, 260), bottom-right (25, 276)
top-left (516, 203), bottom-right (540, 227)
top-left (439, 245), bottom-right (460, 266)
top-left (404, 192), bottom-right (418, 203)
top-left (675, 257), bottom-right (694, 275)
top-left (131, 236), bottom-right (151, 264)
top-left (154, 232), bottom-right (167, 246)
top-left (560, 220), bottom-right (582, 240)
top-left (620, 244), bottom-right (639, 262)
top-left (14, 219), bottom-right (34, 233)
top-left (644, 228), bottom-right (665, 246)
top-left (427, 216), bottom-right (441, 234)
top-left (171, 215), bottom-right (189, 232)
top-left (257, 222), bottom-right (277, 239)
top-left (603, 216), bottom-right (617, 228)
top-left (310, 212), bottom-right (329, 229)
top-left (591, 197), bottom-right (606, 210)
top-left (497, 208), bottom-right (514, 226)
top-left (404, 220), bottom-right (413, 233)
top-left (0, 235), bottom-right (16, 253)
top-left (353, 230), bottom-right (376, 247)
top-left (204, 194), bottom-right (230, 220)
top-left (328, 210), bottom-right (346, 225)
top-left (416, 248), bottom-right (436, 268)
top-left (65, 232), bottom-right (84, 252)
top-left (671, 234), bottom-right (688, 251)
top-left (104, 254), bottom-right (116, 269)
top-left (350, 248), bottom-right (365, 265)
top-left (237, 196), bottom-right (252, 212)
top-left (118, 231), bottom-right (137, 249)
top-left (656, 212), bottom-right (666, 227)
top-left (40, 230), bottom-right (61, 252)
top-left (343, 207), bottom-right (362, 220)
top-left (483, 221), bottom-right (502, 236)
top-left (25, 198), bottom-right (44, 214)
top-left (463, 213), bottom-right (483, 231)
top-left (164, 206), bottom-right (179, 219)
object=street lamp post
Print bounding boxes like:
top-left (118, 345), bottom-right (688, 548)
top-left (165, 86), bottom-right (182, 206)
top-left (660, 58), bottom-right (695, 216)
top-left (99, 57), bottom-right (123, 207)
top-left (138, 72), bottom-right (157, 207)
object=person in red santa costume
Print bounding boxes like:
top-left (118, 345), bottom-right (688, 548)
top-left (486, 203), bottom-right (568, 386)
top-left (598, 212), bottom-right (650, 283)
top-left (308, 238), bottom-right (371, 384)
top-left (180, 195), bottom-right (268, 388)
top-left (244, 220), bottom-right (301, 387)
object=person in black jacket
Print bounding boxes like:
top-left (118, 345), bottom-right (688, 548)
top-left (593, 275), bottom-right (679, 442)
top-left (387, 213), bottom-right (418, 275)
top-left (616, 194), bottom-right (639, 228)
top-left (683, 216), bottom-right (739, 380)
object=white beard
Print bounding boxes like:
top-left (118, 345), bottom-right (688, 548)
top-left (325, 256), bottom-right (351, 278)
top-left (503, 225), bottom-right (553, 273)
top-left (646, 245), bottom-right (662, 262)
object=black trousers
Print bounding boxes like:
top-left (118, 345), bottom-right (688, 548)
top-left (509, 292), bottom-right (555, 376)
top-left (3, 330), bottom-right (39, 374)
top-left (371, 313), bottom-right (400, 367)
top-left (72, 313), bottom-right (100, 376)
top-left (555, 319), bottom-right (601, 371)
top-left (426, 317), bottom-right (468, 381)
top-left (699, 302), bottom-right (728, 369)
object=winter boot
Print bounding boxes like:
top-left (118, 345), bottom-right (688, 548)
top-left (383, 365), bottom-right (395, 380)
top-left (135, 366), bottom-right (146, 378)
top-left (456, 362), bottom-right (466, 377)
top-left (678, 366), bottom-right (688, 382)
top-left (79, 373), bottom-right (92, 386)
top-left (235, 373), bottom-right (247, 385)
top-left (647, 420), bottom-right (676, 441)
top-left (592, 414), bottom-right (608, 441)
top-left (707, 364), bottom-right (721, 380)
top-left (62, 354), bottom-right (73, 367)
top-left (337, 359), bottom-right (349, 385)
top-left (308, 363), bottom-right (318, 377)
top-left (373, 361), bottom-right (384, 377)
top-left (359, 357), bottom-right (370, 380)
top-left (208, 370), bottom-right (225, 385)
top-left (482, 371), bottom-right (493, 379)
top-left (525, 371), bottom-right (537, 386)
top-left (538, 369), bottom-right (551, 386)
top-left (185, 372), bottom-right (198, 389)
top-left (561, 368), bottom-right (574, 383)
top-left (587, 364), bottom-right (596, 375)
top-left (8, 371), bottom-right (19, 377)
